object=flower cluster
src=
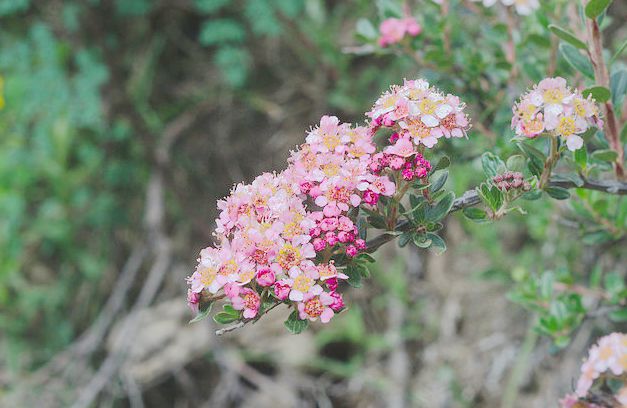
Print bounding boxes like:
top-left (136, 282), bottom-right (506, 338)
top-left (378, 16), bottom-right (421, 47)
top-left (492, 171), bottom-right (530, 192)
top-left (186, 78), bottom-right (481, 330)
top-left (187, 115), bottom-right (397, 325)
top-left (287, 116), bottom-right (395, 256)
top-left (511, 77), bottom-right (602, 151)
top-left (368, 79), bottom-right (471, 149)
top-left (560, 332), bottom-right (627, 407)
top-left (470, 0), bottom-right (539, 16)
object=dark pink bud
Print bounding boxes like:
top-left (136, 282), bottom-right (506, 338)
top-left (326, 278), bottom-right (338, 291)
top-left (338, 231), bottom-right (352, 243)
top-left (329, 292), bottom-right (345, 312)
top-left (363, 190), bottom-right (380, 206)
top-left (325, 232), bottom-right (339, 246)
top-left (355, 239), bottom-right (366, 250)
top-left (273, 281), bottom-right (290, 300)
top-left (313, 238), bottom-right (326, 252)
top-left (256, 268), bottom-right (276, 287)
top-left (346, 245), bottom-right (358, 257)
top-left (309, 227), bottom-right (322, 237)
top-left (389, 132), bottom-right (400, 144)
top-left (402, 168), bottom-right (414, 181)
top-left (299, 182), bottom-right (313, 194)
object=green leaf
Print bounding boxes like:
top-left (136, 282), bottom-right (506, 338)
top-left (425, 191), bottom-right (455, 222)
top-left (194, 0), bottom-right (230, 14)
top-left (199, 19), bottom-right (246, 46)
top-left (610, 69), bottom-right (627, 108)
top-left (609, 308), bottom-right (627, 322)
top-left (398, 232), bottom-right (412, 247)
top-left (413, 234), bottom-right (432, 248)
top-left (284, 311), bottom-right (309, 334)
top-left (481, 152), bottom-right (505, 178)
top-left (429, 171), bottom-right (448, 193)
top-left (213, 311), bottom-right (240, 324)
top-left (463, 207), bottom-right (488, 222)
top-left (432, 155), bottom-right (450, 172)
top-left (582, 86), bottom-right (611, 103)
top-left (356, 253), bottom-right (376, 263)
top-left (560, 43), bottom-right (595, 79)
top-left (356, 18), bottom-right (378, 40)
top-left (574, 147), bottom-right (588, 168)
top-left (355, 262), bottom-right (371, 278)
top-left (214, 46), bottom-right (250, 87)
top-left (506, 155), bottom-right (526, 173)
top-left (189, 301), bottom-right (213, 323)
top-left (584, 0), bottom-right (612, 19)
top-left (517, 141), bottom-right (547, 163)
top-left (591, 149), bottom-right (618, 162)
top-left (548, 24), bottom-right (588, 50)
top-left (522, 190), bottom-right (542, 200)
top-left (611, 39), bottom-right (627, 64)
top-left (367, 215), bottom-right (387, 230)
top-left (478, 184), bottom-right (503, 212)
top-left (345, 264), bottom-right (362, 288)
top-left (545, 186), bottom-right (571, 200)
top-left (426, 233), bottom-right (446, 254)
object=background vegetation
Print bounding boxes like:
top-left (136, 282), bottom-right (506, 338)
top-left (0, 0), bottom-right (625, 407)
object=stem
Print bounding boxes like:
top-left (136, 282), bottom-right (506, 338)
top-left (539, 136), bottom-right (559, 189)
top-left (585, 14), bottom-right (625, 180)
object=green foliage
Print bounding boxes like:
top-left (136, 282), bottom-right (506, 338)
top-left (284, 310), bottom-right (309, 334)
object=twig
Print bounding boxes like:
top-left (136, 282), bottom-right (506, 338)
top-left (584, 10), bottom-right (625, 179)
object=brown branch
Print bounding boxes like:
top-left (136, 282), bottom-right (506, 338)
top-left (584, 12), bottom-right (625, 179)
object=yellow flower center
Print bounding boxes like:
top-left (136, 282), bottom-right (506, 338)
top-left (304, 297), bottom-right (324, 317)
top-left (283, 221), bottom-right (303, 240)
top-left (382, 95), bottom-right (398, 110)
top-left (200, 267), bottom-right (217, 286)
top-left (293, 275), bottom-right (314, 292)
top-left (321, 163), bottom-right (340, 177)
top-left (277, 244), bottom-right (301, 269)
top-left (543, 89), bottom-right (563, 104)
top-left (557, 117), bottom-right (576, 137)
top-left (419, 99), bottom-right (437, 115)
top-left (322, 133), bottom-right (341, 151)
top-left (573, 100), bottom-right (586, 117)
top-left (218, 260), bottom-right (238, 276)
top-left (238, 269), bottom-right (255, 283)
top-left (406, 118), bottom-right (431, 139)
top-left (318, 264), bottom-right (336, 279)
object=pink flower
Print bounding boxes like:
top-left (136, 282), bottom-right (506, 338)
top-left (231, 288), bottom-right (261, 319)
top-left (274, 280), bottom-right (291, 300)
top-left (378, 17), bottom-right (421, 47)
top-left (363, 190), bottom-right (379, 205)
top-left (187, 290), bottom-right (200, 314)
top-left (346, 244), bottom-right (358, 257)
top-left (313, 238), bottom-right (326, 252)
top-left (385, 137), bottom-right (416, 158)
top-left (256, 267), bottom-right (276, 287)
top-left (328, 292), bottom-right (345, 312)
top-left (355, 239), bottom-right (366, 250)
top-left (298, 292), bottom-right (335, 322)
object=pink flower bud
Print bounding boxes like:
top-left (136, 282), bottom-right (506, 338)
top-left (309, 227), bottom-right (322, 237)
top-left (273, 281), bottom-right (291, 300)
top-left (299, 181), bottom-right (313, 194)
top-left (389, 132), bottom-right (400, 144)
top-left (187, 290), bottom-right (200, 313)
top-left (320, 217), bottom-right (339, 231)
top-left (414, 167), bottom-right (428, 178)
top-left (355, 239), bottom-right (366, 250)
top-left (325, 232), bottom-right (339, 246)
top-left (338, 216), bottom-right (354, 231)
top-left (363, 190), bottom-right (380, 206)
top-left (329, 292), bottom-right (345, 312)
top-left (346, 244), bottom-right (358, 257)
top-left (313, 238), bottom-right (326, 252)
top-left (390, 156), bottom-right (405, 170)
top-left (383, 116), bottom-right (394, 127)
top-left (255, 268), bottom-right (276, 287)
top-left (326, 278), bottom-right (338, 291)
top-left (402, 168), bottom-right (414, 181)
top-left (338, 231), bottom-right (352, 243)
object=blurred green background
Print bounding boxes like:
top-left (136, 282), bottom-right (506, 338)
top-left (0, 0), bottom-right (625, 407)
